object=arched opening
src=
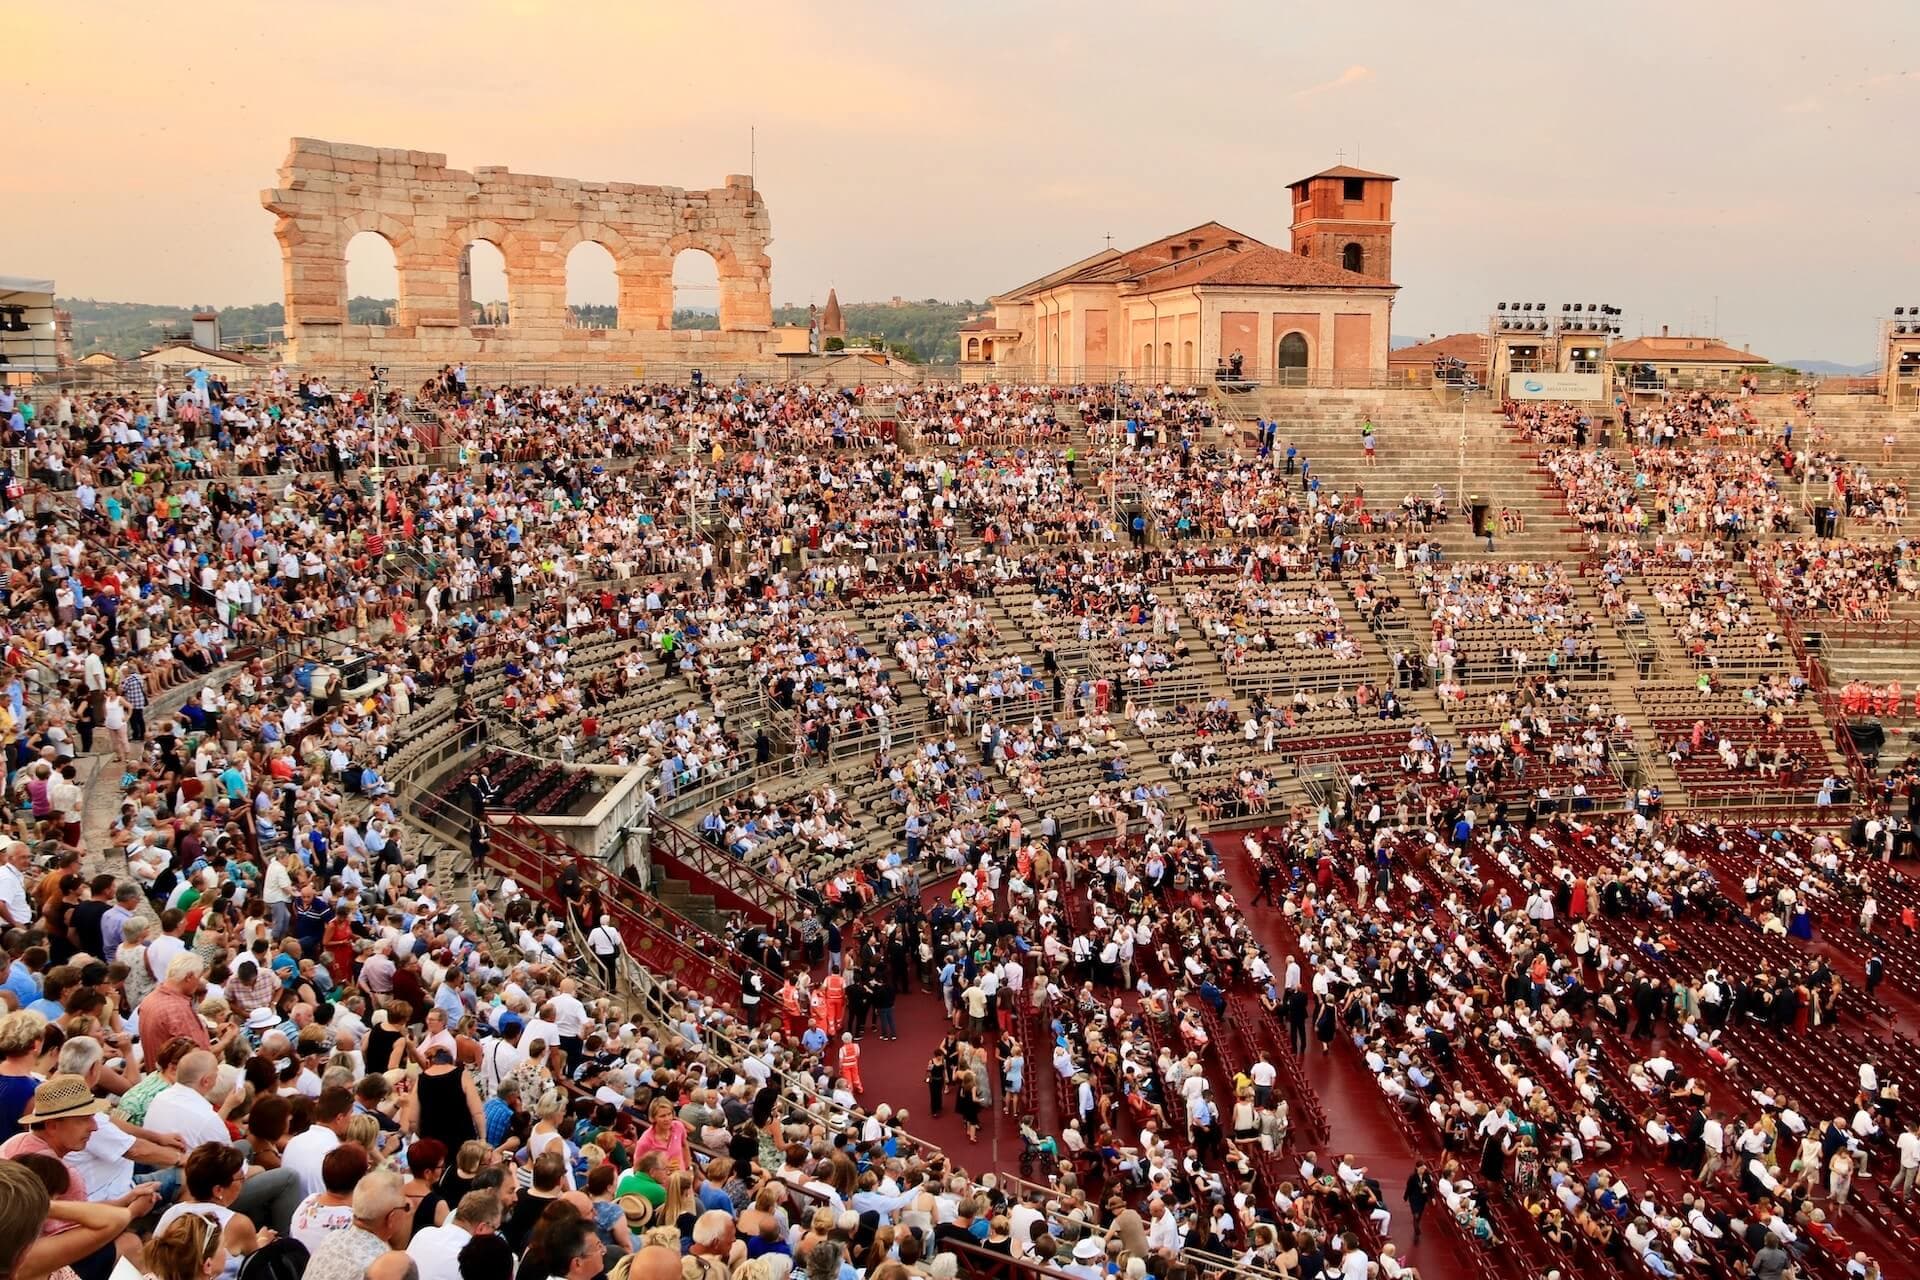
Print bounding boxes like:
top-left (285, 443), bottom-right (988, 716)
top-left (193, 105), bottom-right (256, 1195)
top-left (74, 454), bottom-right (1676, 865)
top-left (1181, 340), bottom-right (1194, 372)
top-left (1342, 242), bottom-right (1365, 274)
top-left (1142, 343), bottom-right (1154, 373)
top-left (672, 249), bottom-right (720, 330)
top-left (1161, 342), bottom-right (1173, 371)
top-left (981, 339), bottom-right (995, 360)
top-left (462, 240), bottom-right (509, 327)
top-left (565, 241), bottom-right (619, 329)
top-left (1277, 331), bottom-right (1311, 379)
top-left (966, 338), bottom-right (980, 360)
top-left (343, 231), bottom-right (399, 325)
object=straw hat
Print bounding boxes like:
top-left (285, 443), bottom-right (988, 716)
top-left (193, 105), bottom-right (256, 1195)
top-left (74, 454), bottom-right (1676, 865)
top-left (23, 1074), bottom-right (107, 1125)
top-left (618, 1194), bottom-right (654, 1228)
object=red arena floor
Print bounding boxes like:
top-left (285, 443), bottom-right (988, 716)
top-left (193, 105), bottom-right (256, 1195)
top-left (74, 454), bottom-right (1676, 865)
top-left (840, 816), bottom-right (1920, 1280)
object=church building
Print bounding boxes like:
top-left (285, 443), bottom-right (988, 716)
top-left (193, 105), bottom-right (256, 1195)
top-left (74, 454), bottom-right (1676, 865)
top-left (959, 165), bottom-right (1399, 379)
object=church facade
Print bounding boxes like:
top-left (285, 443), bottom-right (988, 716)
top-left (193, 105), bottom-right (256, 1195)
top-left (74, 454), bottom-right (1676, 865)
top-left (959, 166), bottom-right (1399, 381)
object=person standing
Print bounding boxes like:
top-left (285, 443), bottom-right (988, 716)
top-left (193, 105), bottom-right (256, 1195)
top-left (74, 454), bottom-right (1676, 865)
top-left (1404, 1161), bottom-right (1435, 1244)
top-left (118, 662), bottom-right (149, 743)
top-left (925, 1050), bottom-right (948, 1119)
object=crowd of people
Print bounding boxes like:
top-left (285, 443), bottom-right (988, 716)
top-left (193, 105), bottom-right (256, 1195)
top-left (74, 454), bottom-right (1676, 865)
top-left (2, 361), bottom-right (1919, 1280)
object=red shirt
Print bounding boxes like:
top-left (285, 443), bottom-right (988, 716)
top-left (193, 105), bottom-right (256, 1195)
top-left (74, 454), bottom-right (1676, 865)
top-left (137, 984), bottom-right (211, 1051)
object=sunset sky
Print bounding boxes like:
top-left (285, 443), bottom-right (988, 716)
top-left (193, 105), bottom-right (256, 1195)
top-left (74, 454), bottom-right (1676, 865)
top-left (7, 2), bottom-right (1916, 361)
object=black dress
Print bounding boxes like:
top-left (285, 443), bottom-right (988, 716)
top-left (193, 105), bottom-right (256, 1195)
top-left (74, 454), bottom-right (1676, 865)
top-left (364, 1025), bottom-right (404, 1075)
top-left (927, 1061), bottom-right (948, 1117)
top-left (416, 1064), bottom-right (476, 1149)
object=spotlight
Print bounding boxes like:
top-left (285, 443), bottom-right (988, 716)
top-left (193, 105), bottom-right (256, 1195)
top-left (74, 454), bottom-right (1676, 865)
top-left (1537, 302), bottom-right (1546, 311)
top-left (1562, 303), bottom-right (1571, 312)
top-left (1497, 302), bottom-right (1507, 311)
top-left (1898, 307), bottom-right (1907, 316)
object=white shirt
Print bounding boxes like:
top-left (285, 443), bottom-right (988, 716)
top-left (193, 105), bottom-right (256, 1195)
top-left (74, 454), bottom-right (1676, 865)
top-left (1899, 1130), bottom-right (1920, 1170)
top-left (550, 994), bottom-right (589, 1039)
top-left (282, 1122), bottom-right (341, 1196)
top-left (69, 1113), bottom-right (139, 1201)
top-left (481, 1038), bottom-right (526, 1097)
top-left (407, 1222), bottom-right (474, 1280)
top-left (146, 1083), bottom-right (232, 1152)
top-left (0, 864), bottom-right (29, 927)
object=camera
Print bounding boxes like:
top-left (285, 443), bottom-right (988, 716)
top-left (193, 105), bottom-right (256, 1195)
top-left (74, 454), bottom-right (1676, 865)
top-left (369, 365), bottom-right (389, 381)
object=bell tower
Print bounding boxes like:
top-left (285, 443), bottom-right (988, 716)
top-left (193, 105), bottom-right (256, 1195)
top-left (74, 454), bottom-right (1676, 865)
top-left (1288, 164), bottom-right (1397, 281)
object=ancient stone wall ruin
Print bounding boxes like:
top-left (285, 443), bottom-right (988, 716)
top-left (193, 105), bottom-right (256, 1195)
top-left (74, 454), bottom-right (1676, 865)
top-left (261, 137), bottom-right (774, 367)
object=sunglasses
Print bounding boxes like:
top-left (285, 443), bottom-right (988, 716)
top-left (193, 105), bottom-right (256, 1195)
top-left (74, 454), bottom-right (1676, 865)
top-left (193, 1213), bottom-right (223, 1263)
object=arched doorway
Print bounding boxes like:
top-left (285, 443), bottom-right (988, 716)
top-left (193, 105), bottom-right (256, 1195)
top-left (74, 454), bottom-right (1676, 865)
top-left (343, 231), bottom-right (399, 325)
top-left (1342, 242), bottom-right (1365, 274)
top-left (565, 241), bottom-right (619, 328)
top-left (1277, 331), bottom-right (1310, 382)
top-left (461, 239), bottom-right (509, 326)
top-left (967, 338), bottom-right (980, 360)
top-left (671, 249), bottom-right (720, 329)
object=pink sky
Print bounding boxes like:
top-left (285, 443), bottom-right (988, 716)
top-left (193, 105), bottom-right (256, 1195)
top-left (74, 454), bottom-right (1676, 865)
top-left (6, 2), bottom-right (1916, 360)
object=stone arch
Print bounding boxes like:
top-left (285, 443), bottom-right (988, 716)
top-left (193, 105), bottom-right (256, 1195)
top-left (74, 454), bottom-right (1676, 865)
top-left (262, 139), bottom-right (775, 361)
top-left (564, 242), bottom-right (620, 329)
top-left (1277, 330), bottom-right (1311, 381)
top-left (337, 211), bottom-right (414, 324)
top-left (1342, 242), bottom-right (1365, 274)
top-left (448, 219), bottom-right (516, 327)
top-left (342, 230), bottom-right (400, 324)
top-left (666, 231), bottom-right (764, 332)
top-left (967, 337), bottom-right (980, 359)
top-left (669, 248), bottom-right (721, 329)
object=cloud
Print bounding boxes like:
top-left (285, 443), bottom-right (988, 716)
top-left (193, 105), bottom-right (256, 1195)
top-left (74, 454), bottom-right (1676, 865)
top-left (1864, 69), bottom-right (1919, 88)
top-left (1781, 95), bottom-right (1824, 114)
top-left (1293, 65), bottom-right (1375, 101)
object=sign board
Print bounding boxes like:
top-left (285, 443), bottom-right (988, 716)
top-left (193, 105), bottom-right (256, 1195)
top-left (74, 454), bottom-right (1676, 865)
top-left (1507, 371), bottom-right (1604, 401)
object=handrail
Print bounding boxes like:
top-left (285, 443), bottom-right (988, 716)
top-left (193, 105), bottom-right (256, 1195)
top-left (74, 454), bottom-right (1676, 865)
top-left (646, 811), bottom-right (792, 924)
top-left (405, 784), bottom-right (766, 1007)
top-left (495, 812), bottom-right (785, 996)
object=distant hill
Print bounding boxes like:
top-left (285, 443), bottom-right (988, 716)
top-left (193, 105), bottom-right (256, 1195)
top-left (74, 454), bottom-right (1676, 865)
top-left (59, 297), bottom-right (390, 357)
top-left (1390, 334), bottom-right (1422, 350)
top-left (1783, 358), bottom-right (1879, 377)
top-left (61, 296), bottom-right (981, 364)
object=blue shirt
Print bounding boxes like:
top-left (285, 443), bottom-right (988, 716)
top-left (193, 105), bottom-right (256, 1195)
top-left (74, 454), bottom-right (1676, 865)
top-left (484, 1096), bottom-right (515, 1145)
top-left (2, 961), bottom-right (39, 1007)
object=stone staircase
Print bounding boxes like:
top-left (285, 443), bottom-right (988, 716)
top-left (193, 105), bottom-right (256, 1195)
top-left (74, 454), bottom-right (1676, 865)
top-left (1220, 387), bottom-right (1578, 560)
top-left (973, 591), bottom-right (1193, 829)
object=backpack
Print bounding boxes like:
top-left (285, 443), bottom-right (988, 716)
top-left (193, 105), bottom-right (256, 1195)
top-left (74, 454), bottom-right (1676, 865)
top-left (236, 1238), bottom-right (309, 1280)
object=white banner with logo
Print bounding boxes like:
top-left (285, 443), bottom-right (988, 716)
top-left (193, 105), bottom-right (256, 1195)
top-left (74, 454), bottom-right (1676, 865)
top-left (1507, 371), bottom-right (1604, 400)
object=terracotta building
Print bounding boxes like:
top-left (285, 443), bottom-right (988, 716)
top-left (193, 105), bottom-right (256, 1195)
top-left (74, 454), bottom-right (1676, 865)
top-left (1607, 327), bottom-right (1769, 391)
top-left (961, 164), bottom-right (1398, 380)
top-left (821, 289), bottom-right (845, 340)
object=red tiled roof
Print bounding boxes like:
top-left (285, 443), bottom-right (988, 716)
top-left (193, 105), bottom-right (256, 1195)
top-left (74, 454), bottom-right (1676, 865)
top-left (1388, 333), bottom-right (1490, 366)
top-left (1605, 335), bottom-right (1767, 365)
top-left (1290, 164), bottom-right (1398, 186)
top-left (1124, 244), bottom-right (1394, 293)
top-left (134, 340), bottom-right (263, 367)
top-left (998, 224), bottom-right (1275, 300)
